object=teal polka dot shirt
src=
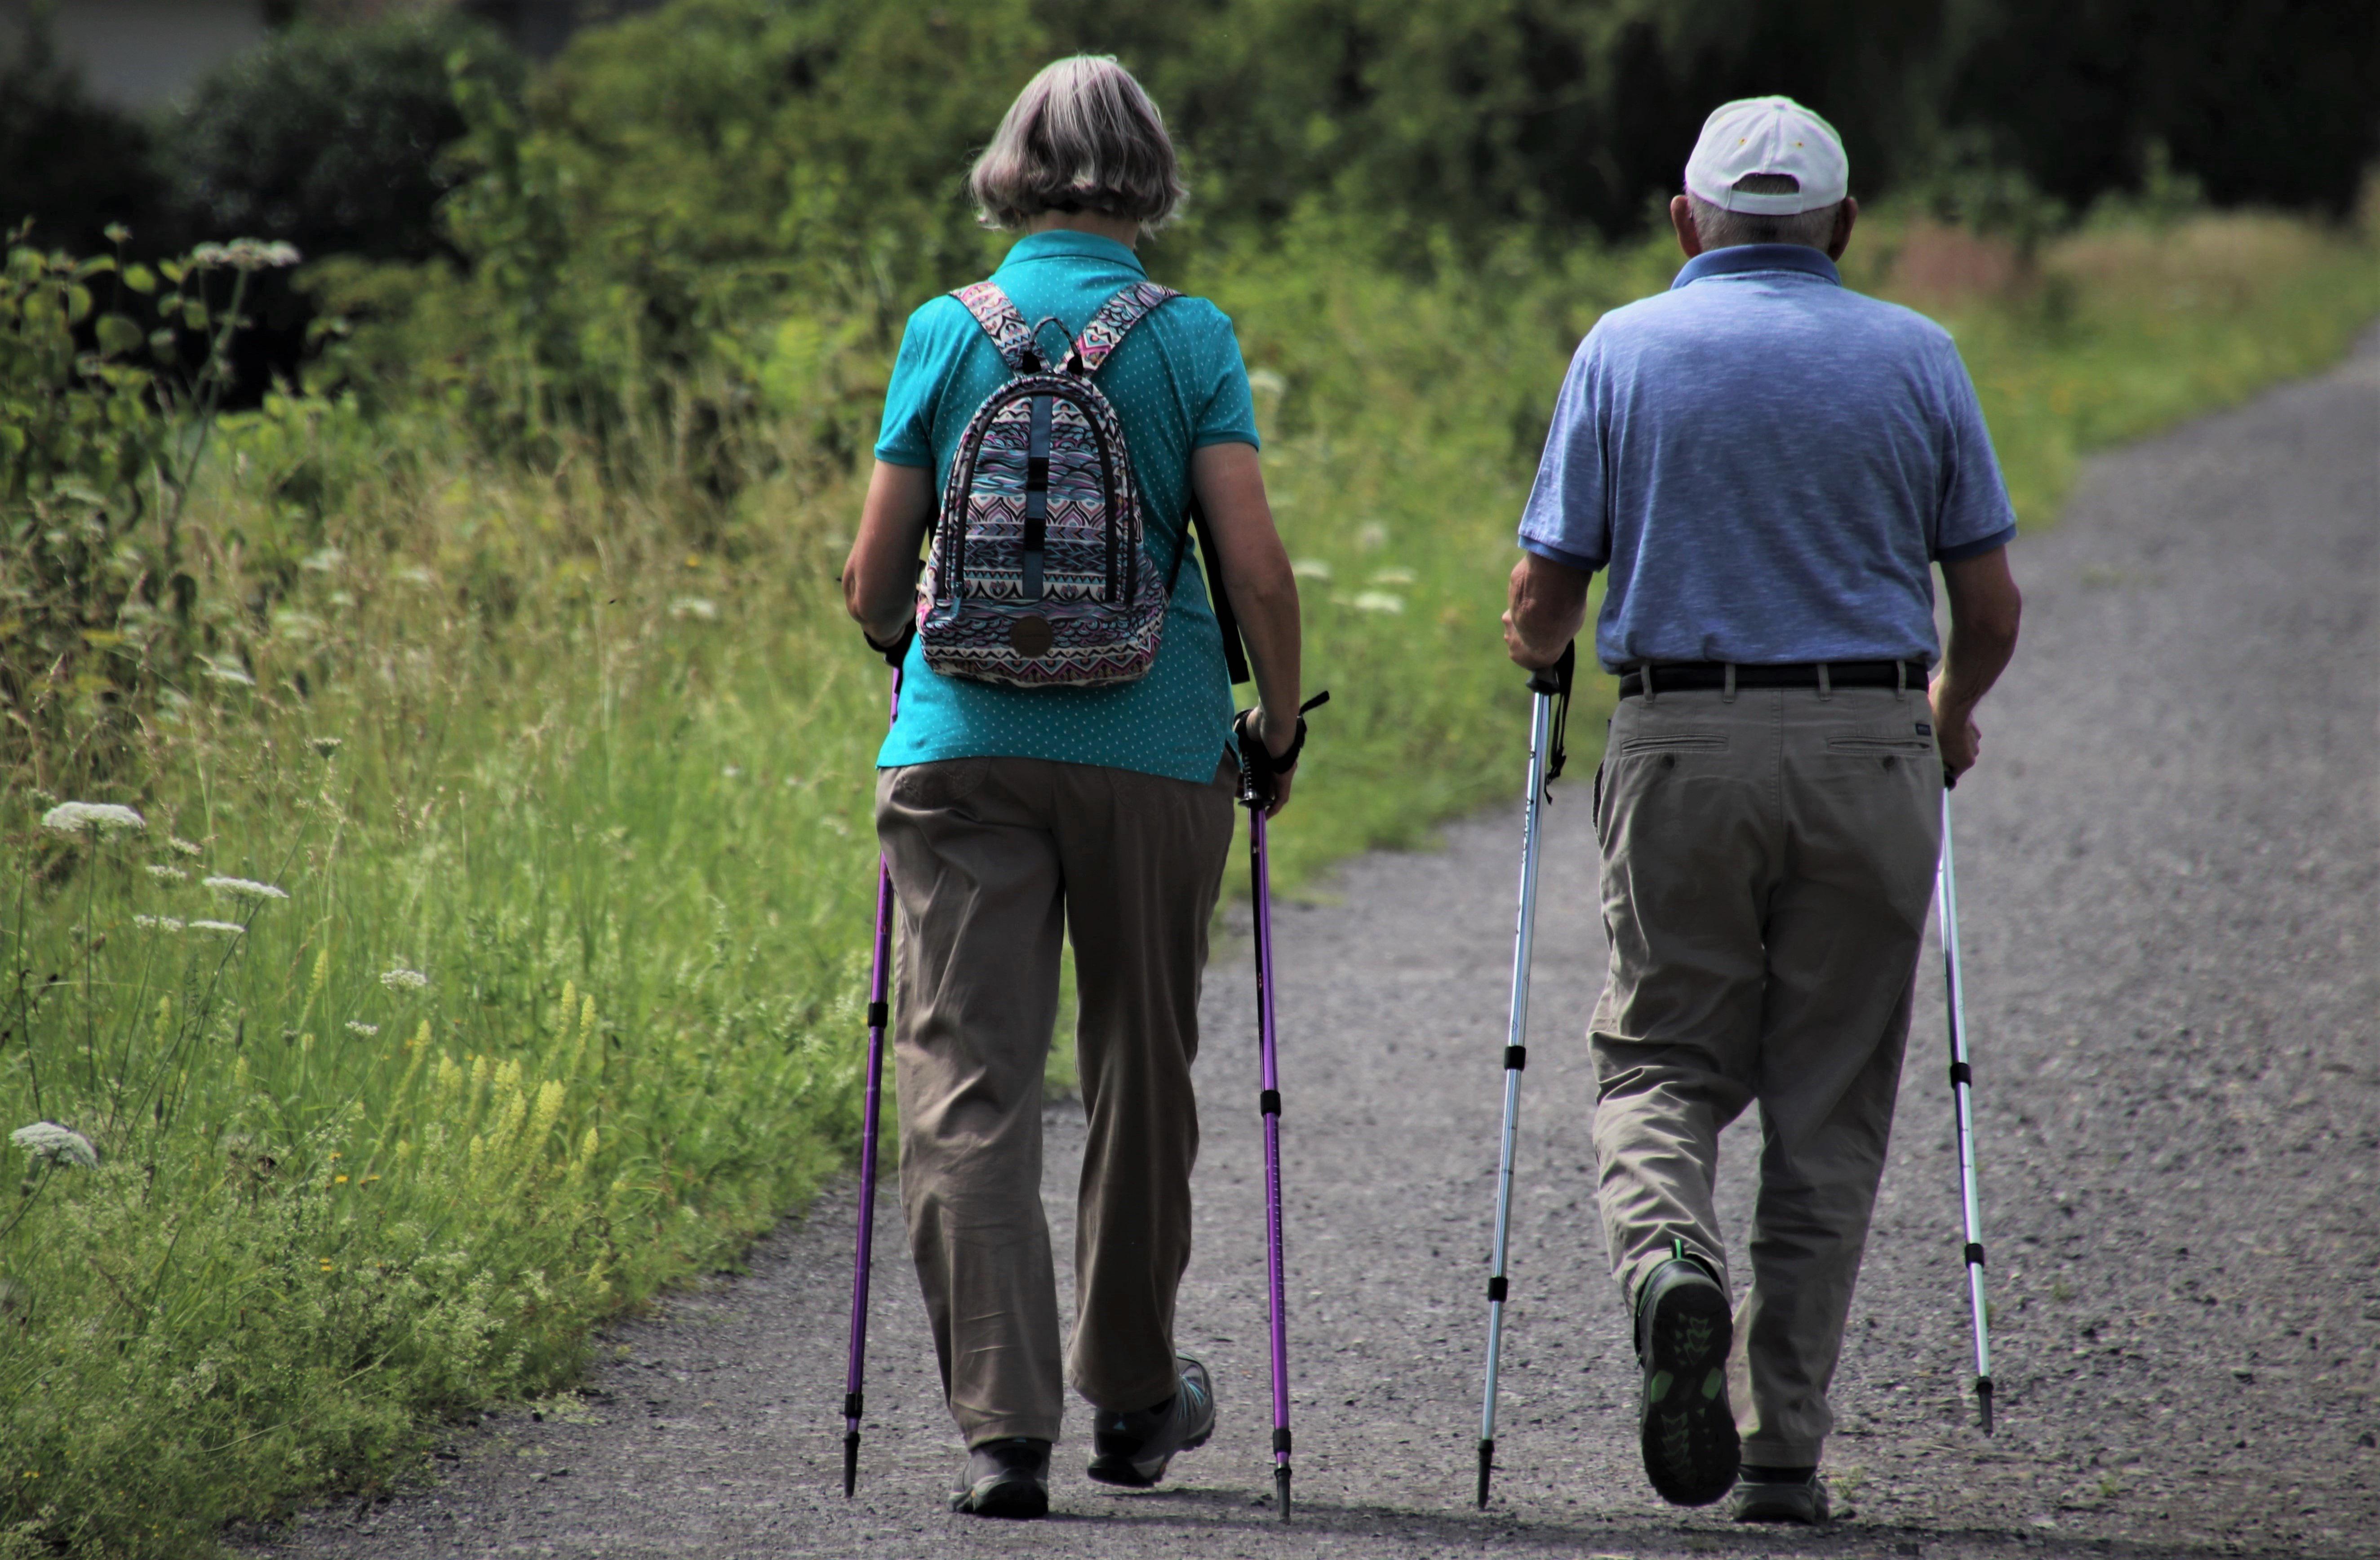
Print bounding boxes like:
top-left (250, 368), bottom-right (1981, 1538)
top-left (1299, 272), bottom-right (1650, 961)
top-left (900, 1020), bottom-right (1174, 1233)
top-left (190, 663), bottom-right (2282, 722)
top-left (873, 230), bottom-right (1258, 783)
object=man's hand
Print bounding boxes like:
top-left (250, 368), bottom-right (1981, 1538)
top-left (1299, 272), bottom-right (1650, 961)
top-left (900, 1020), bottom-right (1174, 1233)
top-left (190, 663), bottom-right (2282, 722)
top-left (1930, 685), bottom-right (1983, 781)
top-left (1244, 704), bottom-right (1298, 817)
top-left (1504, 551), bottom-right (1594, 669)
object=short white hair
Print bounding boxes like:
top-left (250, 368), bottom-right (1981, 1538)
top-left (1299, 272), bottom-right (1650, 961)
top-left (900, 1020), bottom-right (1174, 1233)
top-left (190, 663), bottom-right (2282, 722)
top-left (1686, 173), bottom-right (1841, 250)
top-left (968, 56), bottom-right (1186, 232)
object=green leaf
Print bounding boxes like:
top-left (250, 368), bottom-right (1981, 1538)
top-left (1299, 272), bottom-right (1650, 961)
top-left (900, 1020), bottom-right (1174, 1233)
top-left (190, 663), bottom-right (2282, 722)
top-left (182, 300), bottom-right (210, 330)
top-left (159, 260), bottom-right (185, 285)
top-left (66, 284), bottom-right (93, 324)
top-left (95, 313), bottom-right (142, 357)
top-left (121, 264), bottom-right (157, 295)
top-left (74, 254), bottom-right (118, 280)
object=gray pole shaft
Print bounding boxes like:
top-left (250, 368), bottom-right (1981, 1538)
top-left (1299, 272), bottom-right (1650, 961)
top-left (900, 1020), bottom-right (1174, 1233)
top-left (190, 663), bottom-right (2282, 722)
top-left (1480, 689), bottom-right (1553, 1454)
top-left (1936, 793), bottom-right (1995, 1422)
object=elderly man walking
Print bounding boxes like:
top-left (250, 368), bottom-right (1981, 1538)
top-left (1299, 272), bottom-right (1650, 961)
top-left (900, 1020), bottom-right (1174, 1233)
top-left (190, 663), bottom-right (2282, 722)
top-left (1502, 98), bottom-right (2022, 1522)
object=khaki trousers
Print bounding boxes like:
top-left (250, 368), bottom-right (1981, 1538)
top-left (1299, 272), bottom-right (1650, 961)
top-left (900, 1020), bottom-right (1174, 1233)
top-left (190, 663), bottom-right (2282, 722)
top-left (875, 753), bottom-right (1236, 1447)
top-left (1589, 683), bottom-right (1942, 1465)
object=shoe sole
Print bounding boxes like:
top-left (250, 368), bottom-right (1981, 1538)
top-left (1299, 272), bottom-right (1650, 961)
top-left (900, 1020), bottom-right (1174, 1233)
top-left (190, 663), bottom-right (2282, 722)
top-left (950, 1476), bottom-right (1049, 1519)
top-left (1639, 1277), bottom-right (1739, 1507)
top-left (1085, 1421), bottom-right (1212, 1489)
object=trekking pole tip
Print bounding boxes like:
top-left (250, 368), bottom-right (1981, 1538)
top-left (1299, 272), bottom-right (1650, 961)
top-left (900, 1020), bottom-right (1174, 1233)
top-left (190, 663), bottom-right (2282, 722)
top-left (1475, 1438), bottom-right (1494, 1508)
top-left (842, 1430), bottom-right (859, 1497)
top-left (1275, 1465), bottom-right (1292, 1523)
top-left (1976, 1376), bottom-right (1995, 1435)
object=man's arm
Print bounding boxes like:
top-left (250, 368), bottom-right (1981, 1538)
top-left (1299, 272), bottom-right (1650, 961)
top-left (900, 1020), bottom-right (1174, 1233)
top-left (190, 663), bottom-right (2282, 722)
top-left (1931, 545), bottom-right (2022, 780)
top-left (1503, 550), bottom-right (1595, 669)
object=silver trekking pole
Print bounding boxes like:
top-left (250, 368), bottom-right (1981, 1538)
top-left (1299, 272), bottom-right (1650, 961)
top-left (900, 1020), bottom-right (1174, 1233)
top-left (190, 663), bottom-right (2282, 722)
top-left (1476, 642), bottom-right (1574, 1508)
top-left (1936, 786), bottom-right (1994, 1433)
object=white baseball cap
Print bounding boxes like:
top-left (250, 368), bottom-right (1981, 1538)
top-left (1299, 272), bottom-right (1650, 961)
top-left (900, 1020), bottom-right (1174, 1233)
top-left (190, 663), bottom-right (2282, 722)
top-left (1684, 96), bottom-right (1848, 214)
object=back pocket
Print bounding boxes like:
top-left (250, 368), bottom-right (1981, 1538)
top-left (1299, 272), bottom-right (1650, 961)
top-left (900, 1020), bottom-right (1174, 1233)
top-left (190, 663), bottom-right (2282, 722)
top-left (1620, 732), bottom-right (1729, 755)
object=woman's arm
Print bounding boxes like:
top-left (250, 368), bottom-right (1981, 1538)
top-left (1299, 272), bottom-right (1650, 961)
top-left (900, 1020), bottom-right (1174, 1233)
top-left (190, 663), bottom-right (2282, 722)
top-left (1190, 441), bottom-right (1304, 809)
top-left (842, 461), bottom-right (936, 646)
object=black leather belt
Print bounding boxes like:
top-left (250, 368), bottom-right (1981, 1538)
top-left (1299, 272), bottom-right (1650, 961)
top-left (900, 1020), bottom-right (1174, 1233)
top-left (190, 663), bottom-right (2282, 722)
top-left (1616, 660), bottom-right (1928, 698)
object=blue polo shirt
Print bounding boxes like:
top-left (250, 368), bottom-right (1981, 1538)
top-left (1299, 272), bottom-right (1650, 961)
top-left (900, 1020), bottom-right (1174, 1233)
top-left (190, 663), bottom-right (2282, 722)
top-left (873, 231), bottom-right (1258, 782)
top-left (1518, 244), bottom-right (2016, 673)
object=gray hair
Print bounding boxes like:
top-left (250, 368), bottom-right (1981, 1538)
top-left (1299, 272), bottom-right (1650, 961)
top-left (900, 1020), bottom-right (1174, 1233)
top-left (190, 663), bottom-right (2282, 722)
top-left (968, 56), bottom-right (1186, 232)
top-left (1686, 173), bottom-right (1842, 250)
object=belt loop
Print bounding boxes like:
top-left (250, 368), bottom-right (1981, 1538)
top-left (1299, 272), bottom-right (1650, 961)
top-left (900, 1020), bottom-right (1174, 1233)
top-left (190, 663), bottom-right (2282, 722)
top-left (1894, 660), bottom-right (1907, 700)
top-left (1817, 662), bottom-right (1832, 701)
top-left (1641, 661), bottom-right (1656, 705)
top-left (1722, 662), bottom-right (1737, 704)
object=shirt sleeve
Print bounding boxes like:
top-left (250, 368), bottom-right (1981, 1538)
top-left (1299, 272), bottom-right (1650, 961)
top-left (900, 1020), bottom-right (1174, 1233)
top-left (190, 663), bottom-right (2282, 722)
top-left (1191, 304), bottom-right (1261, 451)
top-left (872, 301), bottom-right (945, 469)
top-left (1932, 341), bottom-right (2018, 560)
top-left (1516, 333), bottom-right (1611, 570)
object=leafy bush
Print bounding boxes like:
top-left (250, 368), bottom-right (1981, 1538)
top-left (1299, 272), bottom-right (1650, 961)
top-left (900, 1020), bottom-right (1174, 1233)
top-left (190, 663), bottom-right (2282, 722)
top-left (0, 232), bottom-right (311, 797)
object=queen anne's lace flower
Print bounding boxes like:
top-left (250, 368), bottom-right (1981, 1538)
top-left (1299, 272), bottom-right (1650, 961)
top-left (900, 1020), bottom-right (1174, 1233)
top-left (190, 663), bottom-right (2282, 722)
top-left (188, 239), bottom-right (302, 271)
top-left (168, 837), bottom-right (203, 857)
top-left (40, 802), bottom-right (146, 837)
top-left (189, 919), bottom-right (246, 936)
top-left (134, 915), bottom-right (186, 931)
top-left (380, 967), bottom-right (428, 992)
top-left (204, 876), bottom-right (289, 902)
top-left (12, 1122), bottom-right (98, 1170)
top-left (345, 1020), bottom-right (380, 1037)
top-left (146, 863), bottom-right (188, 882)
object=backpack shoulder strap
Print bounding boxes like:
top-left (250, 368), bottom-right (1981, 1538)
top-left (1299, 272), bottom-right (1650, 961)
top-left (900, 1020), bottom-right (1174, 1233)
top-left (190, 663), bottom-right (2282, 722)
top-left (952, 280), bottom-right (1038, 373)
top-left (1067, 281), bottom-right (1179, 377)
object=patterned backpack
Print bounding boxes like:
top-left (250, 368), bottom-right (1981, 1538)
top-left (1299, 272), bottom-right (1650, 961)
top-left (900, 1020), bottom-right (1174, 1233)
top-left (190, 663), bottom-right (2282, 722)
top-left (916, 279), bottom-right (1195, 688)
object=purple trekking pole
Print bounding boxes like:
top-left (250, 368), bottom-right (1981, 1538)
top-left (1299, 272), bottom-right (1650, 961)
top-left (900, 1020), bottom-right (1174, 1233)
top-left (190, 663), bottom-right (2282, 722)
top-left (1234, 691), bottom-right (1327, 1522)
top-left (842, 663), bottom-right (902, 1497)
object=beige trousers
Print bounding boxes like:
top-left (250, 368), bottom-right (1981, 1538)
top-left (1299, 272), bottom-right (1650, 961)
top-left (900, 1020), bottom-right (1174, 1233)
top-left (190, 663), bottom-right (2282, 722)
top-left (875, 753), bottom-right (1237, 1447)
top-left (1589, 683), bottom-right (1942, 1465)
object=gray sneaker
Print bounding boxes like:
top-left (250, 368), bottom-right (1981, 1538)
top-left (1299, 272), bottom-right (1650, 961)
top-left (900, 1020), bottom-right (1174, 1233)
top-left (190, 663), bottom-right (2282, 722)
top-left (1086, 1354), bottom-right (1215, 1488)
top-left (1731, 1466), bottom-right (1832, 1523)
top-left (949, 1436), bottom-right (1049, 1519)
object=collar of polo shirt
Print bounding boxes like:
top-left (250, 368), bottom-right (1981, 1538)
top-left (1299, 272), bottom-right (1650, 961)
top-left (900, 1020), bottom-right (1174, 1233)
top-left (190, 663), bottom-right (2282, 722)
top-left (1670, 244), bottom-right (1842, 291)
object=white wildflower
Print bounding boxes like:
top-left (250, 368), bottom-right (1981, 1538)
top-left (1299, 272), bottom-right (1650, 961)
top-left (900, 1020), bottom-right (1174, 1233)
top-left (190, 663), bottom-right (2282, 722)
top-left (1290, 559), bottom-right (1334, 582)
top-left (1348, 592), bottom-right (1406, 615)
top-left (308, 736), bottom-right (343, 759)
top-left (134, 915), bottom-right (185, 931)
top-left (1356, 521), bottom-right (1390, 551)
top-left (204, 876), bottom-right (289, 902)
top-left (721, 765), bottom-right (742, 780)
top-left (145, 863), bottom-right (188, 883)
top-left (345, 1020), bottom-right (380, 1037)
top-left (1248, 367), bottom-right (1288, 398)
top-left (1368, 567), bottom-right (1417, 586)
top-left (189, 919), bottom-right (246, 936)
top-left (380, 967), bottom-right (428, 993)
top-left (12, 1122), bottom-right (98, 1170)
top-left (189, 238), bottom-right (302, 272)
top-left (40, 802), bottom-right (146, 838)
top-left (169, 836), bottom-right (203, 857)
top-left (201, 657), bottom-right (254, 687)
top-left (394, 565), bottom-right (437, 588)
top-left (669, 597), bottom-right (720, 622)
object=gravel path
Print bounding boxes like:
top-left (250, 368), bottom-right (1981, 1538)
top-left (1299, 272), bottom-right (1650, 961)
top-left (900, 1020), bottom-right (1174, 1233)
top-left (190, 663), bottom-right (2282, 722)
top-left (256, 335), bottom-right (2378, 1560)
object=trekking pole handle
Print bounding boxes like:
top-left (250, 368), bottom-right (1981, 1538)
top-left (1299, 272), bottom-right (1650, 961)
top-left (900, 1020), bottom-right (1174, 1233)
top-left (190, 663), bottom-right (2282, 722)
top-left (1234, 691), bottom-right (1330, 811)
top-left (1523, 640), bottom-right (1576, 698)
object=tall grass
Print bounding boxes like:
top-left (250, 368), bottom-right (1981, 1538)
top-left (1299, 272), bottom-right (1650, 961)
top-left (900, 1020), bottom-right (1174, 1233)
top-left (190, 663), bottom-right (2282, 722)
top-left (1, 207), bottom-right (2372, 1554)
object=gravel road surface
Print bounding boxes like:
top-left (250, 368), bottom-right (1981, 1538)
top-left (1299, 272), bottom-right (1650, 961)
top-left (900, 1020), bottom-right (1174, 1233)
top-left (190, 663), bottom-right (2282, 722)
top-left (256, 335), bottom-right (2378, 1559)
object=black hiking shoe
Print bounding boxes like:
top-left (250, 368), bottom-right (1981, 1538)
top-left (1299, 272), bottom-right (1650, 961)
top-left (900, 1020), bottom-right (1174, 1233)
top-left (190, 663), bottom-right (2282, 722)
top-left (949, 1436), bottom-right (1050, 1519)
top-left (1087, 1354), bottom-right (1216, 1488)
top-left (1732, 1464), bottom-right (1832, 1523)
top-left (1634, 1253), bottom-right (1739, 1507)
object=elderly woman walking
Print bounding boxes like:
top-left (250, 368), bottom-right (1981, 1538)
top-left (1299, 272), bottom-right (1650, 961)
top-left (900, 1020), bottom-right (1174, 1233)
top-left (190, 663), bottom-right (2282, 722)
top-left (840, 56), bottom-right (1306, 1519)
